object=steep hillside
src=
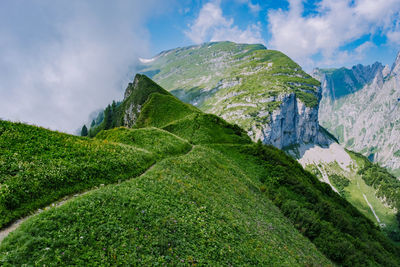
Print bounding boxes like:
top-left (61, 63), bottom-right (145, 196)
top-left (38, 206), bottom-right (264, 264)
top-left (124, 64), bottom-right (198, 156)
top-left (295, 142), bottom-right (400, 241)
top-left (313, 55), bottom-right (400, 176)
top-left (3, 75), bottom-right (400, 266)
top-left (86, 43), bottom-right (400, 244)
top-left (312, 62), bottom-right (384, 100)
top-left (134, 41), bottom-right (400, 242)
top-left (137, 41), bottom-right (328, 149)
top-left (0, 121), bottom-right (157, 228)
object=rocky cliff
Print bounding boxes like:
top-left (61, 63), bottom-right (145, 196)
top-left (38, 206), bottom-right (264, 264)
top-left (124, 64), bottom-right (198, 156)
top-left (138, 41), bottom-right (327, 149)
top-left (314, 54), bottom-right (400, 176)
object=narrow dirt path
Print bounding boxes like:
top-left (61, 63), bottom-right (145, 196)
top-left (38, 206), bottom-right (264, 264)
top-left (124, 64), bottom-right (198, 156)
top-left (0, 145), bottom-right (195, 244)
top-left (0, 190), bottom-right (94, 243)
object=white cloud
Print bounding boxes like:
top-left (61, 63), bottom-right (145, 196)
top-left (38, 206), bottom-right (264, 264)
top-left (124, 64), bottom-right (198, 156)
top-left (185, 1), bottom-right (264, 45)
top-left (388, 30), bottom-right (400, 44)
top-left (0, 0), bottom-right (168, 134)
top-left (235, 0), bottom-right (261, 13)
top-left (248, 2), bottom-right (261, 14)
top-left (267, 0), bottom-right (400, 68)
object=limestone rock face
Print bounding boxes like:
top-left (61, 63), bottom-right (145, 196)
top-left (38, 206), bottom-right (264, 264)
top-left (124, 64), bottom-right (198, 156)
top-left (120, 74), bottom-right (170, 128)
top-left (122, 75), bottom-right (141, 127)
top-left (314, 53), bottom-right (400, 175)
top-left (251, 93), bottom-right (326, 149)
top-left (138, 41), bottom-right (326, 149)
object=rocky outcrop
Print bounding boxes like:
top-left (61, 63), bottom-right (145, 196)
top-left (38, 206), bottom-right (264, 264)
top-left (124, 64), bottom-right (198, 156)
top-left (315, 53), bottom-right (400, 175)
top-left (312, 62), bottom-right (384, 101)
top-left (138, 41), bottom-right (326, 150)
top-left (122, 75), bottom-right (142, 127)
top-left (121, 74), bottom-right (171, 128)
top-left (252, 93), bottom-right (328, 149)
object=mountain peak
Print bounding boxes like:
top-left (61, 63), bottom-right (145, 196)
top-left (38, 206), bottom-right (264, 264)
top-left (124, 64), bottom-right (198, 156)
top-left (137, 41), bottom-right (323, 149)
top-left (390, 51), bottom-right (400, 75)
top-left (123, 74), bottom-right (167, 102)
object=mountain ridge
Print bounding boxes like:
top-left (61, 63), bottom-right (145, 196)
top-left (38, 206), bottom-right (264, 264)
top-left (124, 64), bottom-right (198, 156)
top-left (86, 42), bottom-right (400, 241)
top-left (137, 41), bottom-right (329, 149)
top-left (3, 74), bottom-right (400, 265)
top-left (314, 52), bottom-right (400, 176)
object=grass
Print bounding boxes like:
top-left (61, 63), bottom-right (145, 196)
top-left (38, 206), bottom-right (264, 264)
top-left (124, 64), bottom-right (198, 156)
top-left (1, 75), bottom-right (400, 266)
top-left (0, 120), bottom-right (156, 229)
top-left (95, 127), bottom-right (192, 159)
top-left (310, 152), bottom-right (400, 243)
top-left (0, 137), bottom-right (331, 266)
top-left (135, 93), bottom-right (200, 129)
top-left (133, 41), bottom-right (321, 143)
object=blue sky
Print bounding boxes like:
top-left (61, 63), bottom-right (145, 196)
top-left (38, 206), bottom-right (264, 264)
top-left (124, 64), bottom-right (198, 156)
top-left (1, 0), bottom-right (400, 132)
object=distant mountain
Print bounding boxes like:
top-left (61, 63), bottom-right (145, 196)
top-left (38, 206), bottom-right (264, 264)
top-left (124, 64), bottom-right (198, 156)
top-left (312, 62), bottom-right (385, 100)
top-left (313, 54), bottom-right (400, 177)
top-left (137, 41), bottom-right (330, 149)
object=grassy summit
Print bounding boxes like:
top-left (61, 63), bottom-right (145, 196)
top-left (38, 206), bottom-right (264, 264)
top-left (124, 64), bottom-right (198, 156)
top-left (1, 75), bottom-right (400, 266)
top-left (137, 41), bottom-right (321, 137)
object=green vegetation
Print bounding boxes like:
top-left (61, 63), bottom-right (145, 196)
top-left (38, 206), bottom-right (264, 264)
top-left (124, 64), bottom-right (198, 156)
top-left (0, 145), bottom-right (331, 266)
top-left (212, 143), bottom-right (400, 266)
top-left (135, 93), bottom-right (200, 129)
top-left (80, 125), bottom-right (88, 137)
top-left (1, 75), bottom-right (400, 266)
top-left (135, 41), bottom-right (321, 141)
top-left (351, 151), bottom-right (400, 211)
top-left (330, 174), bottom-right (350, 196)
top-left (95, 127), bottom-right (192, 159)
top-left (345, 151), bottom-right (400, 241)
top-left (88, 74), bottom-right (171, 136)
top-left (394, 149), bottom-right (400, 157)
top-left (0, 121), bottom-right (155, 228)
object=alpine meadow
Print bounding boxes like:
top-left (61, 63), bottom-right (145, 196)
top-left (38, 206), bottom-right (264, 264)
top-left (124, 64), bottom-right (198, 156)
top-left (1, 1), bottom-right (400, 266)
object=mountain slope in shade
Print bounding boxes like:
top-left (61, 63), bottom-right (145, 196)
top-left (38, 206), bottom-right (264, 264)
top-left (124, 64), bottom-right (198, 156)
top-left (313, 54), bottom-right (400, 177)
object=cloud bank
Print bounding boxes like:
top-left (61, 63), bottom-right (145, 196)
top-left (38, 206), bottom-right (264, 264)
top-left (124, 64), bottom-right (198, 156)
top-left (268, 0), bottom-right (400, 68)
top-left (185, 1), bottom-right (264, 45)
top-left (0, 0), bottom-right (167, 133)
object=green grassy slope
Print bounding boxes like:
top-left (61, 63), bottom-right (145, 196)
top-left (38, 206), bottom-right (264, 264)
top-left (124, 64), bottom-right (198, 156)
top-left (88, 74), bottom-right (173, 136)
top-left (1, 76), bottom-right (400, 266)
top-left (214, 143), bottom-right (400, 266)
top-left (0, 145), bottom-right (331, 266)
top-left (135, 92), bottom-right (251, 144)
top-left (0, 121), bottom-right (158, 228)
top-left (95, 127), bottom-right (192, 159)
top-left (80, 42), bottom-right (321, 140)
top-left (304, 149), bottom-right (400, 243)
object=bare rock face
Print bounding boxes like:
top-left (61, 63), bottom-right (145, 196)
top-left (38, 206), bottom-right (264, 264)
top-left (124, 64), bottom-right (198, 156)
top-left (122, 75), bottom-right (142, 127)
top-left (138, 41), bottom-right (326, 150)
top-left (315, 53), bottom-right (400, 175)
top-left (253, 93), bottom-right (327, 149)
top-left (120, 74), bottom-right (169, 128)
